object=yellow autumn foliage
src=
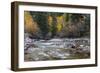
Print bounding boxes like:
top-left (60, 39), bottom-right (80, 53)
top-left (24, 11), bottom-right (39, 34)
top-left (48, 15), bottom-right (64, 32)
top-left (57, 23), bottom-right (62, 32)
top-left (56, 16), bottom-right (63, 32)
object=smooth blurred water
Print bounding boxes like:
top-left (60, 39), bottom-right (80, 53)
top-left (24, 33), bottom-right (90, 61)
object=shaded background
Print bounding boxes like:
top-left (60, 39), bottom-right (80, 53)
top-left (24, 11), bottom-right (90, 39)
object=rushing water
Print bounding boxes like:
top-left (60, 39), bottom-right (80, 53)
top-left (24, 34), bottom-right (90, 61)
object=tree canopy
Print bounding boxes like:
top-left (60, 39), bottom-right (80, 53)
top-left (25, 11), bottom-right (90, 39)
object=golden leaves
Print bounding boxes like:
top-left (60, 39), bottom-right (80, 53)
top-left (24, 11), bottom-right (39, 34)
top-left (56, 16), bottom-right (63, 32)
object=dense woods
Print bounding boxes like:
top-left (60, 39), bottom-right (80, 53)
top-left (24, 11), bottom-right (90, 40)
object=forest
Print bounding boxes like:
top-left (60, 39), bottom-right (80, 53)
top-left (24, 11), bottom-right (90, 40)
